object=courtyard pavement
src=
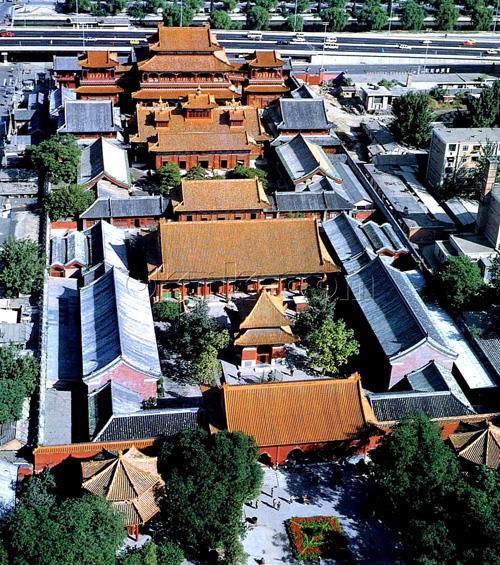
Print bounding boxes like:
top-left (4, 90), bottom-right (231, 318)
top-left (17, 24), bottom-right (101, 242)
top-left (243, 463), bottom-right (403, 565)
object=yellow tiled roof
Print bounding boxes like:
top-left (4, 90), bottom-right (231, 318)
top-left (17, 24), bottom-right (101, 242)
top-left (146, 218), bottom-right (339, 281)
top-left (234, 326), bottom-right (298, 346)
top-left (240, 291), bottom-right (291, 330)
top-left (450, 422), bottom-right (500, 469)
top-left (148, 23), bottom-right (224, 54)
top-left (221, 374), bottom-right (377, 447)
top-left (173, 178), bottom-right (270, 213)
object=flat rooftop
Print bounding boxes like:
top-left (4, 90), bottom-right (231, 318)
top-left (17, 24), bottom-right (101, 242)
top-left (432, 127), bottom-right (500, 144)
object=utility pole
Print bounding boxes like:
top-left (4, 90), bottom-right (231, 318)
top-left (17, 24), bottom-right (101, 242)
top-left (293, 0), bottom-right (298, 32)
top-left (321, 21), bottom-right (327, 70)
top-left (387, 0), bottom-right (393, 34)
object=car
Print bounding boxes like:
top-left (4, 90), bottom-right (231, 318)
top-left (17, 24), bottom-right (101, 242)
top-left (462, 40), bottom-right (475, 46)
top-left (422, 39), bottom-right (432, 45)
top-left (277, 40), bottom-right (290, 45)
top-left (130, 39), bottom-right (140, 45)
top-left (487, 49), bottom-right (498, 55)
top-left (398, 44), bottom-right (412, 50)
top-left (0, 32), bottom-right (14, 37)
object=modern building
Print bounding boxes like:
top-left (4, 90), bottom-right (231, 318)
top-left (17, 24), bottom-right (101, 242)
top-left (358, 83), bottom-right (392, 112)
top-left (426, 127), bottom-right (500, 190)
top-left (145, 217), bottom-right (338, 300)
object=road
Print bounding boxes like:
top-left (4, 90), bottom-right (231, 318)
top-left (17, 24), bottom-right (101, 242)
top-left (0, 27), bottom-right (500, 61)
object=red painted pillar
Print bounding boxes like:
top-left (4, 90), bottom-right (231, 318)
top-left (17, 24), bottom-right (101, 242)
top-left (299, 277), bottom-right (304, 294)
top-left (181, 282), bottom-right (186, 301)
top-left (155, 283), bottom-right (162, 302)
top-left (256, 279), bottom-right (261, 293)
top-left (203, 281), bottom-right (209, 298)
top-left (225, 280), bottom-right (230, 298)
top-left (277, 277), bottom-right (283, 295)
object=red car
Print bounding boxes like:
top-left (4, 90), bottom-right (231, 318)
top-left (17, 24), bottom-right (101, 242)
top-left (0, 32), bottom-right (14, 37)
top-left (462, 40), bottom-right (475, 46)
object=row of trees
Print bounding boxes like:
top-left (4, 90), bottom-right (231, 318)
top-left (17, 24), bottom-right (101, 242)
top-left (371, 412), bottom-right (500, 563)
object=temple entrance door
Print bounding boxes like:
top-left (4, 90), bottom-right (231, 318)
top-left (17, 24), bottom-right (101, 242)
top-left (256, 345), bottom-right (272, 364)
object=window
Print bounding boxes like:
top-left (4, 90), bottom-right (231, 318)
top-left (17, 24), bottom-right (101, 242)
top-left (462, 145), bottom-right (469, 151)
top-left (179, 161), bottom-right (187, 169)
top-left (471, 156), bottom-right (479, 162)
top-left (187, 109), bottom-right (210, 118)
top-left (250, 213), bottom-right (257, 219)
top-left (473, 145), bottom-right (481, 151)
top-left (447, 157), bottom-right (455, 163)
top-left (235, 215), bottom-right (242, 220)
top-left (217, 215), bottom-right (226, 220)
top-left (445, 167), bottom-right (453, 174)
top-left (135, 219), bottom-right (141, 228)
top-left (200, 161), bottom-right (209, 168)
top-left (221, 159), bottom-right (228, 168)
top-left (461, 157), bottom-right (467, 163)
top-left (186, 215), bottom-right (193, 222)
top-left (449, 144), bottom-right (457, 151)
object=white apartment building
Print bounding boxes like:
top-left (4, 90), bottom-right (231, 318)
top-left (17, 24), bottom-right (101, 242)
top-left (426, 127), bottom-right (500, 190)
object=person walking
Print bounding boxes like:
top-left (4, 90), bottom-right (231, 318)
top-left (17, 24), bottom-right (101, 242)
top-left (272, 498), bottom-right (277, 508)
top-left (270, 487), bottom-right (274, 497)
top-left (277, 501), bottom-right (281, 511)
top-left (255, 499), bottom-right (260, 509)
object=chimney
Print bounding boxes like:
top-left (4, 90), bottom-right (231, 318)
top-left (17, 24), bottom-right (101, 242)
top-left (406, 73), bottom-right (413, 88)
top-left (476, 157), bottom-right (498, 234)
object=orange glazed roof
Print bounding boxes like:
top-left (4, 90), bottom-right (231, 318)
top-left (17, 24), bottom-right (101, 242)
top-left (182, 89), bottom-right (217, 109)
top-left (138, 52), bottom-right (235, 73)
top-left (81, 446), bottom-right (162, 526)
top-left (234, 326), bottom-right (298, 347)
top-left (146, 218), bottom-right (338, 281)
top-left (246, 51), bottom-right (286, 68)
top-left (133, 88), bottom-right (239, 101)
top-left (244, 85), bottom-right (290, 94)
top-left (240, 291), bottom-right (291, 330)
top-left (75, 85), bottom-right (124, 94)
top-left (78, 50), bottom-right (119, 68)
top-left (221, 374), bottom-right (377, 447)
top-left (173, 178), bottom-right (270, 213)
top-left (148, 23), bottom-right (223, 53)
top-left (149, 131), bottom-right (252, 153)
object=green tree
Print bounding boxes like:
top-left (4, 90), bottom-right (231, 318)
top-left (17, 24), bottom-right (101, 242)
top-left (296, 0), bottom-right (309, 11)
top-left (156, 162), bottom-right (182, 194)
top-left (27, 135), bottom-right (81, 185)
top-left (44, 184), bottom-right (95, 221)
top-left (176, 301), bottom-right (229, 384)
top-left (322, 6), bottom-right (349, 31)
top-left (162, 4), bottom-right (194, 25)
top-left (438, 255), bottom-right (484, 309)
top-left (107, 0), bottom-right (127, 14)
top-left (0, 237), bottom-right (45, 298)
top-left (158, 428), bottom-right (263, 563)
top-left (435, 0), bottom-right (459, 30)
top-left (400, 0), bottom-right (425, 30)
top-left (470, 0), bottom-right (493, 29)
top-left (489, 252), bottom-right (500, 297)
top-left (0, 345), bottom-right (39, 425)
top-left (209, 9), bottom-right (233, 28)
top-left (118, 540), bottom-right (184, 565)
top-left (153, 300), bottom-right (180, 322)
top-left (185, 165), bottom-right (209, 180)
top-left (144, 0), bottom-right (164, 12)
top-left (467, 80), bottom-right (500, 127)
top-left (127, 2), bottom-right (146, 17)
top-left (254, 0), bottom-right (278, 10)
top-left (222, 0), bottom-right (237, 10)
top-left (246, 5), bottom-right (271, 29)
top-left (358, 0), bottom-right (388, 30)
top-left (307, 317), bottom-right (359, 375)
top-left (3, 494), bottom-right (125, 565)
top-left (391, 91), bottom-right (433, 148)
top-left (294, 288), bottom-right (336, 347)
top-left (19, 469), bottom-right (57, 510)
top-left (229, 164), bottom-right (268, 188)
top-left (287, 14), bottom-right (304, 30)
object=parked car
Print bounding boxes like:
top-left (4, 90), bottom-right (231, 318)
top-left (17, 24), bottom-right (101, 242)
top-left (0, 32), bottom-right (14, 37)
top-left (487, 49), bottom-right (498, 55)
top-left (398, 44), bottom-right (412, 50)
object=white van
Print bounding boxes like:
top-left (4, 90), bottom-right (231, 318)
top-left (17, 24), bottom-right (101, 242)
top-left (292, 33), bottom-right (306, 43)
top-left (247, 31), bottom-right (263, 40)
top-left (325, 37), bottom-right (338, 49)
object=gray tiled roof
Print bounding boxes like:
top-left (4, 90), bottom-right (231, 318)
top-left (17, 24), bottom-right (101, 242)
top-left (88, 380), bottom-right (141, 439)
top-left (85, 220), bottom-right (128, 272)
top-left (93, 408), bottom-right (200, 442)
top-left (50, 230), bottom-right (88, 267)
top-left (49, 86), bottom-right (77, 116)
top-left (278, 99), bottom-right (333, 131)
top-left (78, 137), bottom-right (131, 188)
top-left (80, 267), bottom-right (161, 380)
top-left (80, 196), bottom-right (169, 219)
top-left (58, 100), bottom-right (122, 134)
top-left (368, 391), bottom-right (475, 422)
top-left (347, 257), bottom-right (456, 360)
top-left (271, 135), bottom-right (341, 148)
top-left (396, 361), bottom-right (450, 392)
top-left (272, 190), bottom-right (352, 213)
top-left (333, 161), bottom-right (372, 206)
top-left (275, 134), bottom-right (342, 184)
top-left (53, 55), bottom-right (80, 72)
top-left (290, 84), bottom-right (317, 99)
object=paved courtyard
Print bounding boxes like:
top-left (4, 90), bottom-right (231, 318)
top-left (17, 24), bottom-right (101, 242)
top-left (243, 463), bottom-right (403, 565)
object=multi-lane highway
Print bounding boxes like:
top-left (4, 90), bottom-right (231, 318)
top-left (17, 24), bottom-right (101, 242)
top-left (1, 27), bottom-right (500, 61)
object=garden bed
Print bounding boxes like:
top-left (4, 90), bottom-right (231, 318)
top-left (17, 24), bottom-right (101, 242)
top-left (285, 516), bottom-right (350, 562)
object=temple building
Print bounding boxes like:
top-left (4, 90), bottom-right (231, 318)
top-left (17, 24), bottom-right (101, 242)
top-left (172, 177), bottom-right (272, 221)
top-left (227, 290), bottom-right (298, 367)
top-left (145, 217), bottom-right (338, 300)
top-left (449, 421), bottom-right (500, 469)
top-left (81, 446), bottom-right (163, 540)
top-left (202, 374), bottom-right (378, 465)
top-left (131, 90), bottom-right (267, 169)
top-left (133, 24), bottom-right (241, 105)
top-left (242, 51), bottom-right (289, 109)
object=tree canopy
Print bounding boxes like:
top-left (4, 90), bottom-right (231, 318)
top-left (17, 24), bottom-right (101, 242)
top-left (44, 184), bottom-right (95, 221)
top-left (0, 345), bottom-right (38, 425)
top-left (438, 255), bottom-right (484, 309)
top-left (27, 135), bottom-right (81, 185)
top-left (371, 412), bottom-right (500, 564)
top-left (467, 80), bottom-right (500, 127)
top-left (391, 91), bottom-right (433, 148)
top-left (185, 165), bottom-right (209, 180)
top-left (322, 5), bottom-right (349, 31)
top-left (158, 428), bottom-right (263, 563)
top-left (155, 162), bottom-right (182, 195)
top-left (176, 301), bottom-right (229, 384)
top-left (0, 237), bottom-right (45, 298)
top-left (118, 540), bottom-right (184, 565)
top-left (400, 0), bottom-right (425, 30)
top-left (209, 9), bottom-right (233, 28)
top-left (358, 0), bottom-right (388, 30)
top-left (294, 288), bottom-right (336, 347)
top-left (469, 0), bottom-right (493, 30)
top-left (229, 164), bottom-right (268, 189)
top-left (246, 5), bottom-right (271, 29)
top-left (435, 0), bottom-right (459, 30)
top-left (162, 4), bottom-right (194, 26)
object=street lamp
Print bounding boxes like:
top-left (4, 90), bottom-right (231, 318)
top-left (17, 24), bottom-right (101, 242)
top-left (321, 21), bottom-right (328, 70)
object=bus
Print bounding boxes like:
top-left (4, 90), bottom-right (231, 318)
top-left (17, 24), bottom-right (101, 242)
top-left (247, 31), bottom-right (263, 40)
top-left (325, 36), bottom-right (338, 49)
